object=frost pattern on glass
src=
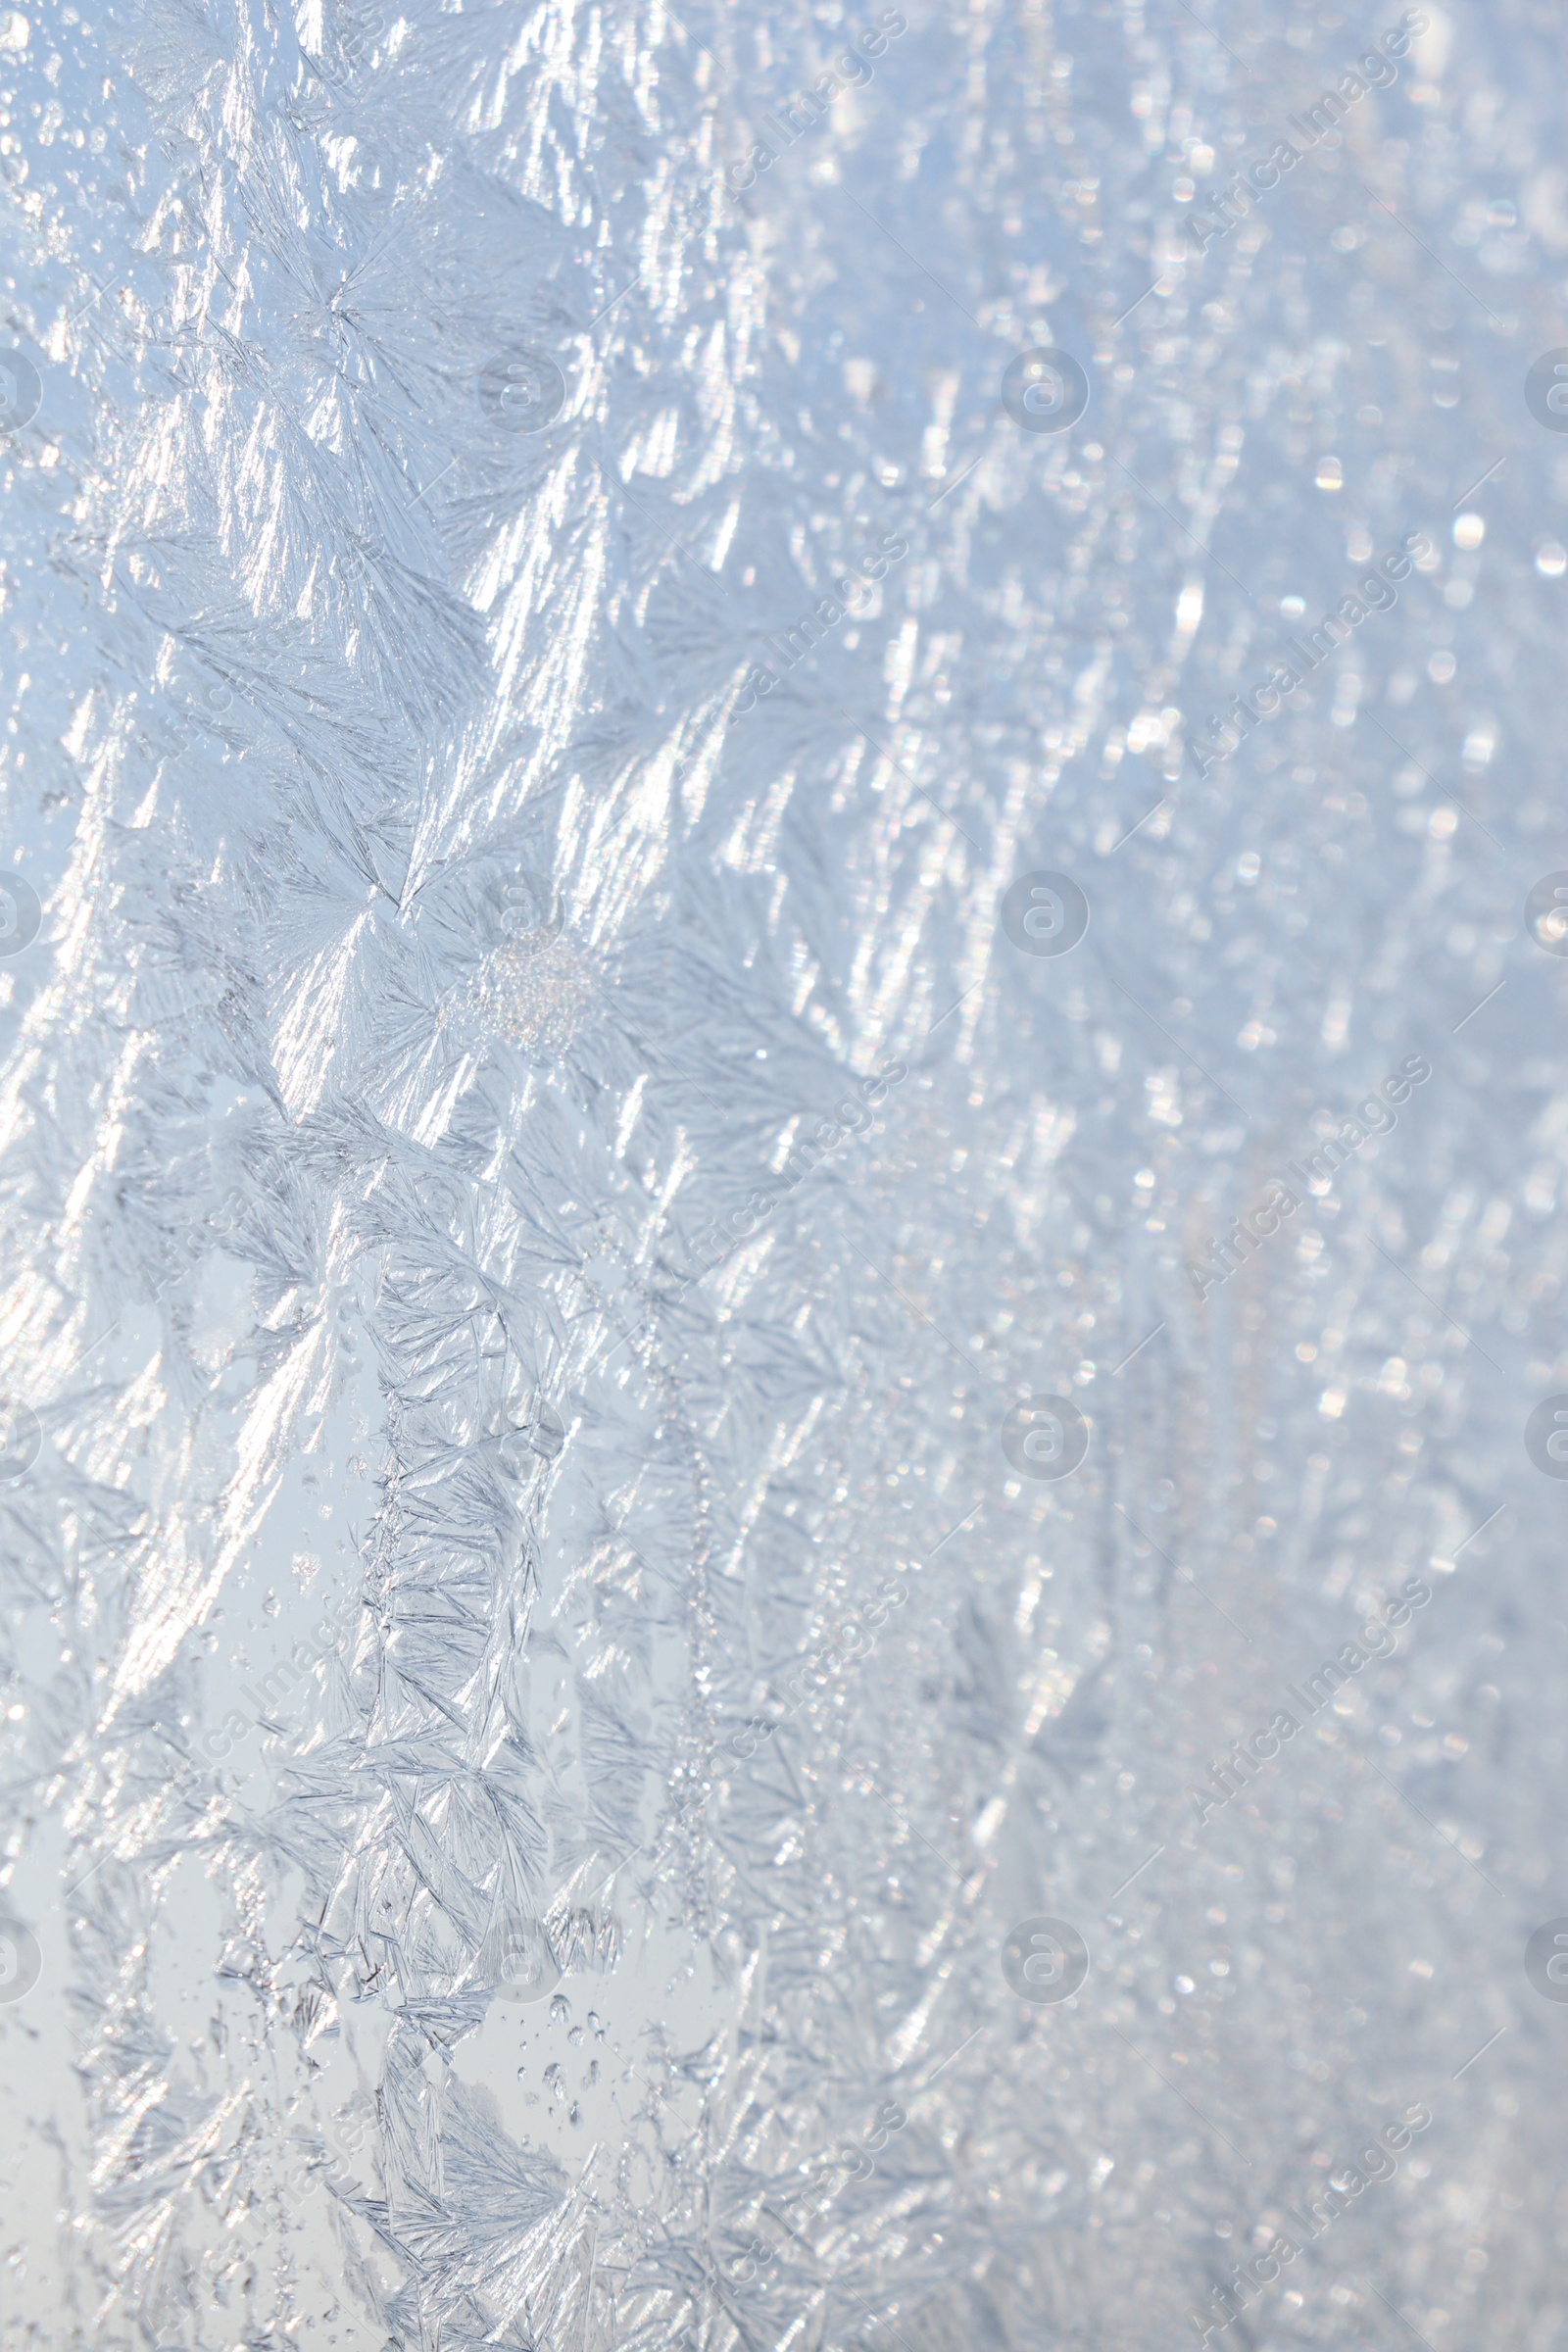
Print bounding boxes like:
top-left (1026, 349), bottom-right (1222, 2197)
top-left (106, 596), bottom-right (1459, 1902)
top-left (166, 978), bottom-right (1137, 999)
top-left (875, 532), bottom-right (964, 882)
top-left (0, 0), bottom-right (1564, 2347)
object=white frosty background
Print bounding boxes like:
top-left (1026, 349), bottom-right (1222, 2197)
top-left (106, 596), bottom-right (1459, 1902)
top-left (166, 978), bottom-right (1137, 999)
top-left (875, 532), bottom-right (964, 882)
top-left (2, 0), bottom-right (1568, 2344)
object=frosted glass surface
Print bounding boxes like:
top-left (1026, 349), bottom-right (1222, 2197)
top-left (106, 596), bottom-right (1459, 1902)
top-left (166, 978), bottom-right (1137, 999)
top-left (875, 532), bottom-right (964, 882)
top-left (0, 1), bottom-right (1565, 2347)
